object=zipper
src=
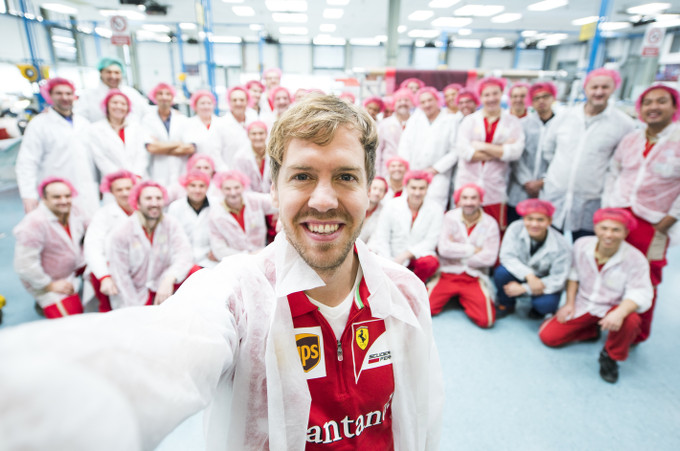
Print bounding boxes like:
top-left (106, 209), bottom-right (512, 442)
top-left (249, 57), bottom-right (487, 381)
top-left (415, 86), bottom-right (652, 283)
top-left (337, 340), bottom-right (343, 361)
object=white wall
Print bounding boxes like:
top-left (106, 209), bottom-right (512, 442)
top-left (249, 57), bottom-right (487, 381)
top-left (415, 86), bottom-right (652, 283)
top-left (479, 48), bottom-right (514, 70)
top-left (447, 48), bottom-right (477, 70)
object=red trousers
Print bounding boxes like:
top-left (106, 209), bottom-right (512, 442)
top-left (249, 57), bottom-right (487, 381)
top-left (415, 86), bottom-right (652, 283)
top-left (483, 203), bottom-right (507, 233)
top-left (539, 310), bottom-right (641, 361)
top-left (43, 294), bottom-right (83, 319)
top-left (429, 272), bottom-right (495, 328)
top-left (407, 256), bottom-right (439, 283)
top-left (90, 274), bottom-right (112, 313)
top-left (623, 209), bottom-right (669, 342)
top-left (147, 264), bottom-right (203, 306)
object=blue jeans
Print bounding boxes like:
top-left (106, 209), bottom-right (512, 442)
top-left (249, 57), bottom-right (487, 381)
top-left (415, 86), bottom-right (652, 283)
top-left (493, 265), bottom-right (561, 315)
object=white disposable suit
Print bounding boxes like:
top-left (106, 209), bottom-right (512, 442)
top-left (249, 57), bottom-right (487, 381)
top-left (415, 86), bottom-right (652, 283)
top-left (83, 202), bottom-right (130, 281)
top-left (85, 119), bottom-right (147, 177)
top-left (210, 110), bottom-right (258, 169)
top-left (231, 147), bottom-right (272, 194)
top-left (74, 82), bottom-right (149, 124)
top-left (376, 115), bottom-right (407, 178)
top-left (167, 196), bottom-right (217, 268)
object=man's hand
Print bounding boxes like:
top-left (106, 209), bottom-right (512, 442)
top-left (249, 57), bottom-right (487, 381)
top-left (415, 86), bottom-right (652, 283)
top-left (503, 281), bottom-right (526, 297)
top-left (471, 141), bottom-right (488, 151)
top-left (471, 150), bottom-right (493, 162)
top-left (598, 308), bottom-right (627, 332)
top-left (425, 167), bottom-right (439, 176)
top-left (23, 198), bottom-right (39, 213)
top-left (99, 277), bottom-right (119, 296)
top-left (526, 274), bottom-right (545, 296)
top-left (555, 304), bottom-right (574, 323)
top-left (171, 143), bottom-right (197, 156)
top-left (523, 180), bottom-right (544, 198)
top-left (47, 279), bottom-right (75, 295)
top-left (653, 216), bottom-right (677, 236)
top-left (154, 276), bottom-right (176, 305)
top-left (207, 250), bottom-right (219, 262)
top-left (394, 251), bottom-right (414, 265)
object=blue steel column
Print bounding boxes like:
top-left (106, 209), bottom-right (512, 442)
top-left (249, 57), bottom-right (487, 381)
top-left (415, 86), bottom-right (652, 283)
top-left (512, 36), bottom-right (522, 69)
top-left (18, 0), bottom-right (45, 109)
top-left (438, 31), bottom-right (448, 67)
top-left (258, 32), bottom-right (264, 75)
top-left (200, 0), bottom-right (217, 104)
top-left (176, 24), bottom-right (190, 98)
top-left (587, 0), bottom-right (613, 72)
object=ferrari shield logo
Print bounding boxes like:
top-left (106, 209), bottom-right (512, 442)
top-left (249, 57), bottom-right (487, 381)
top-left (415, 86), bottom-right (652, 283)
top-left (355, 326), bottom-right (369, 350)
top-left (296, 333), bottom-right (321, 372)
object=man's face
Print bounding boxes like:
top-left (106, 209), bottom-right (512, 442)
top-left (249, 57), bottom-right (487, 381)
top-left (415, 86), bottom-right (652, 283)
top-left (196, 96), bottom-right (214, 118)
top-left (510, 87), bottom-right (528, 112)
top-left (230, 90), bottom-right (248, 115)
top-left (43, 182), bottom-right (72, 217)
top-left (271, 126), bottom-right (368, 273)
top-left (110, 177), bottom-right (133, 209)
top-left (458, 187), bottom-right (481, 216)
top-left (248, 126), bottom-right (267, 150)
top-left (192, 158), bottom-right (214, 177)
top-left (481, 85), bottom-right (502, 113)
top-left (50, 84), bottom-right (75, 115)
top-left (419, 92), bottom-right (439, 118)
top-left (407, 81), bottom-right (420, 94)
top-left (532, 91), bottom-right (554, 116)
top-left (264, 72), bottom-right (280, 90)
top-left (186, 180), bottom-right (208, 205)
top-left (444, 88), bottom-right (458, 110)
top-left (107, 94), bottom-right (129, 121)
top-left (274, 91), bottom-right (291, 112)
top-left (100, 65), bottom-right (122, 89)
top-left (221, 179), bottom-right (244, 210)
top-left (640, 88), bottom-right (677, 129)
top-left (585, 76), bottom-right (615, 110)
top-left (368, 179), bottom-right (387, 204)
top-left (523, 212), bottom-right (551, 240)
top-left (248, 85), bottom-right (263, 103)
top-left (394, 96), bottom-right (412, 114)
top-left (406, 178), bottom-right (428, 206)
top-left (594, 219), bottom-right (628, 252)
top-left (387, 161), bottom-right (407, 182)
top-left (154, 88), bottom-right (174, 110)
top-left (137, 186), bottom-right (164, 220)
top-left (458, 96), bottom-right (477, 116)
top-left (365, 102), bottom-right (381, 120)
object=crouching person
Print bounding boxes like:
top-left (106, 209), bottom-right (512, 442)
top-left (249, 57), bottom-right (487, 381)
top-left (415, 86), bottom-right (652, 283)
top-left (107, 181), bottom-right (194, 308)
top-left (13, 177), bottom-right (88, 318)
top-left (429, 184), bottom-right (500, 327)
top-left (538, 208), bottom-right (653, 383)
top-left (495, 199), bottom-right (571, 319)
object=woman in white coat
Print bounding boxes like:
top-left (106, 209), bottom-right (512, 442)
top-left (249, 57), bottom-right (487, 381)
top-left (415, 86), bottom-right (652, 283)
top-left (185, 90), bottom-right (221, 159)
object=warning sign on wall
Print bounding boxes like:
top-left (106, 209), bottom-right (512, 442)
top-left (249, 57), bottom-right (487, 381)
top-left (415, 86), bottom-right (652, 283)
top-left (640, 26), bottom-right (665, 57)
top-left (110, 15), bottom-right (131, 47)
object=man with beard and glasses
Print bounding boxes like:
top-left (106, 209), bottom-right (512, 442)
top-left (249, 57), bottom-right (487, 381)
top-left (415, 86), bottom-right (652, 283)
top-left (0, 96), bottom-right (443, 450)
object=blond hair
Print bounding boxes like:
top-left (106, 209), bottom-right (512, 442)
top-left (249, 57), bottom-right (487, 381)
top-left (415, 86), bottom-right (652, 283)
top-left (267, 94), bottom-right (378, 184)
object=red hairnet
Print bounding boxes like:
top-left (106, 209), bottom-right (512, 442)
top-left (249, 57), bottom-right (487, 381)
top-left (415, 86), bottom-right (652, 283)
top-left (415, 87), bottom-right (440, 106)
top-left (262, 67), bottom-right (282, 79)
top-left (148, 83), bottom-right (177, 103)
top-left (99, 170), bottom-right (137, 194)
top-left (245, 80), bottom-right (265, 91)
top-left (509, 82), bottom-right (532, 107)
top-left (403, 170), bottom-right (433, 186)
top-left (100, 89), bottom-right (131, 116)
top-left (179, 170), bottom-right (211, 188)
top-left (269, 86), bottom-right (292, 106)
top-left (476, 77), bottom-right (507, 97)
top-left (444, 83), bottom-right (463, 93)
top-left (372, 176), bottom-right (388, 191)
top-left (186, 154), bottom-right (216, 173)
top-left (516, 199), bottom-right (555, 218)
top-left (453, 183), bottom-right (485, 205)
top-left (247, 121), bottom-right (268, 133)
top-left (128, 180), bottom-right (168, 211)
top-left (529, 82), bottom-right (558, 100)
top-left (456, 89), bottom-right (480, 106)
top-left (38, 177), bottom-right (78, 199)
top-left (635, 83), bottom-right (680, 122)
top-left (213, 170), bottom-right (251, 190)
top-left (227, 86), bottom-right (251, 106)
top-left (392, 88), bottom-right (416, 105)
top-left (339, 92), bottom-right (356, 103)
top-left (189, 90), bottom-right (216, 111)
top-left (593, 208), bottom-right (637, 231)
top-left (385, 156), bottom-right (410, 171)
top-left (39, 78), bottom-right (75, 106)
top-left (583, 68), bottom-right (621, 90)
top-left (399, 78), bottom-right (425, 90)
top-left (363, 96), bottom-right (385, 112)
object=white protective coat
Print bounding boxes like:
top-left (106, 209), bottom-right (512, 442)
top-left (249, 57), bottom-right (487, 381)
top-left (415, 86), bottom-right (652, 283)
top-left (74, 82), bottom-right (150, 124)
top-left (83, 203), bottom-right (130, 280)
top-left (569, 236), bottom-right (652, 318)
top-left (0, 235), bottom-right (443, 451)
top-left (185, 115), bottom-right (223, 162)
top-left (231, 146), bottom-right (272, 194)
top-left (540, 104), bottom-right (635, 231)
top-left (13, 203), bottom-right (87, 307)
top-left (602, 122), bottom-right (680, 245)
top-left (508, 111), bottom-right (556, 207)
top-left (210, 110), bottom-right (258, 170)
top-left (437, 208), bottom-right (499, 279)
top-left (167, 196), bottom-right (217, 268)
top-left (208, 192), bottom-right (275, 260)
top-left (359, 203), bottom-right (384, 243)
top-left (85, 119), bottom-right (147, 177)
top-left (398, 110), bottom-right (458, 208)
top-left (499, 220), bottom-right (572, 295)
top-left (454, 110), bottom-right (525, 206)
top-left (376, 115), bottom-right (407, 178)
top-left (106, 213), bottom-right (193, 308)
top-left (368, 196), bottom-right (443, 264)
top-left (141, 107), bottom-right (195, 188)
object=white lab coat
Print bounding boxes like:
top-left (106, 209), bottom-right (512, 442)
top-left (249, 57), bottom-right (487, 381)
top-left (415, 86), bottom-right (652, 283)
top-left (398, 110), bottom-right (458, 208)
top-left (499, 220), bottom-right (572, 295)
top-left (507, 111), bottom-right (556, 207)
top-left (369, 196), bottom-right (443, 264)
top-left (83, 202), bottom-right (130, 281)
top-left (569, 236), bottom-right (652, 318)
top-left (231, 146), bottom-right (272, 194)
top-left (74, 81), bottom-right (150, 124)
top-left (359, 202), bottom-right (384, 243)
top-left (540, 104), bottom-right (635, 231)
top-left (13, 203), bottom-right (87, 307)
top-left (167, 196), bottom-right (217, 268)
top-left (437, 208), bottom-right (499, 279)
top-left (0, 235), bottom-right (443, 451)
top-left (141, 107), bottom-right (195, 188)
top-left (603, 122), bottom-right (680, 245)
top-left (106, 213), bottom-right (193, 309)
top-left (208, 192), bottom-right (275, 260)
top-left (85, 119), bottom-right (147, 177)
top-left (185, 115), bottom-right (223, 161)
top-left (208, 114), bottom-right (252, 170)
top-left (376, 115), bottom-right (407, 178)
top-left (454, 110), bottom-right (525, 206)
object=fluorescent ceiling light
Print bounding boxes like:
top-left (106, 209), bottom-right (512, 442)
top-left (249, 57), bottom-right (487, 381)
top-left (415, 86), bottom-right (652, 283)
top-left (266, 0), bottom-right (307, 12)
top-left (222, 0), bottom-right (244, 3)
top-left (52, 35), bottom-right (75, 44)
top-left (41, 3), bottom-right (78, 15)
top-left (626, 3), bottom-right (670, 15)
top-left (409, 10), bottom-right (434, 21)
top-left (54, 43), bottom-right (76, 50)
top-left (136, 30), bottom-right (171, 42)
top-left (415, 40), bottom-right (426, 47)
top-left (521, 30), bottom-right (537, 37)
top-left (398, 25), bottom-right (407, 33)
top-left (350, 37), bottom-right (381, 46)
top-left (655, 17), bottom-right (680, 27)
top-left (232, 6), bottom-right (255, 16)
top-left (537, 39), bottom-right (561, 48)
top-left (484, 37), bottom-right (509, 48)
top-left (142, 24), bottom-right (171, 33)
top-left (491, 13), bottom-right (522, 23)
top-left (272, 13), bottom-right (307, 23)
top-left (527, 0), bottom-right (569, 12)
top-left (571, 16), bottom-right (598, 26)
top-left (313, 35), bottom-right (346, 45)
top-left (279, 26), bottom-right (308, 35)
top-left (95, 27), bottom-right (112, 38)
top-left (323, 8), bottom-right (344, 19)
top-left (376, 35), bottom-right (387, 42)
top-left (453, 39), bottom-right (481, 48)
top-left (455, 4), bottom-right (503, 16)
top-left (250, 24), bottom-right (263, 31)
top-left (279, 37), bottom-right (310, 44)
top-left (458, 28), bottom-right (472, 35)
top-left (180, 22), bottom-right (197, 30)
top-left (327, 0), bottom-right (350, 5)
top-left (100, 9), bottom-right (145, 20)
top-left (431, 17), bottom-right (472, 27)
top-left (77, 25), bottom-right (93, 33)
top-left (211, 35), bottom-right (242, 43)
top-left (408, 29), bottom-right (440, 38)
top-left (429, 0), bottom-right (461, 8)
top-left (320, 23), bottom-right (336, 32)
top-left (544, 33), bottom-right (568, 40)
top-left (600, 22), bottom-right (630, 31)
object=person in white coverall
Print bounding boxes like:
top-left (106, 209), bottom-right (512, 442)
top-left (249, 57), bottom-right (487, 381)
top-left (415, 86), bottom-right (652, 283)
top-left (15, 77), bottom-right (97, 213)
top-left (270, 86), bottom-right (293, 122)
top-left (73, 57), bottom-right (149, 124)
top-left (13, 177), bottom-right (88, 318)
top-left (0, 96), bottom-right (443, 450)
top-left (443, 83), bottom-right (463, 118)
top-left (540, 68), bottom-right (635, 239)
top-left (376, 88), bottom-right (414, 177)
top-left (508, 82), bottom-right (530, 119)
top-left (209, 86), bottom-right (257, 170)
top-left (232, 121), bottom-right (272, 194)
top-left (359, 176), bottom-right (388, 243)
top-left (185, 90), bottom-right (221, 160)
top-left (456, 89), bottom-right (480, 119)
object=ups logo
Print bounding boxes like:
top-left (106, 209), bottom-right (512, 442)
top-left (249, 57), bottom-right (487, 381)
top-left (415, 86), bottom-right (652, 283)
top-left (296, 333), bottom-right (321, 372)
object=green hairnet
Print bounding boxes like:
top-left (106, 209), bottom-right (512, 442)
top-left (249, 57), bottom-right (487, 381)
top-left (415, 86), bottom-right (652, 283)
top-left (97, 57), bottom-right (125, 73)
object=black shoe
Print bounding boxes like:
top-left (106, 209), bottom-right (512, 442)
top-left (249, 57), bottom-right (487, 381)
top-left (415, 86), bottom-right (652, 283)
top-left (34, 302), bottom-right (45, 317)
top-left (599, 349), bottom-right (619, 383)
top-left (495, 304), bottom-right (515, 319)
top-left (527, 308), bottom-right (544, 319)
